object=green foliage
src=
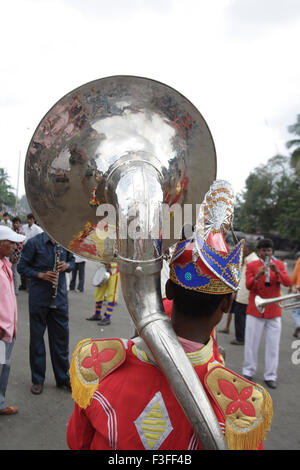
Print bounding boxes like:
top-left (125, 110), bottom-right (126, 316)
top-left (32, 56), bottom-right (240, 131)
top-left (0, 168), bottom-right (16, 209)
top-left (235, 155), bottom-right (289, 232)
top-left (235, 115), bottom-right (300, 244)
top-left (274, 178), bottom-right (300, 241)
top-left (286, 114), bottom-right (300, 176)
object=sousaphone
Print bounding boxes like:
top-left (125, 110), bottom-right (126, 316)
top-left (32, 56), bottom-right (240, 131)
top-left (24, 76), bottom-right (226, 449)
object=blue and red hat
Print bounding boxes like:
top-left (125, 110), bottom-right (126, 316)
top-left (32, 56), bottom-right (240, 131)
top-left (169, 180), bottom-right (245, 294)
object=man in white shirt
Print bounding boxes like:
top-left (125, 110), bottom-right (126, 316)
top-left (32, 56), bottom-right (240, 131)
top-left (69, 254), bottom-right (86, 292)
top-left (0, 212), bottom-right (12, 228)
top-left (19, 213), bottom-right (43, 291)
top-left (230, 241), bottom-right (258, 345)
top-left (21, 213), bottom-right (43, 241)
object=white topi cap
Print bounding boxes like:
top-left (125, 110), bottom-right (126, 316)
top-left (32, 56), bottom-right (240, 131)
top-left (0, 226), bottom-right (26, 243)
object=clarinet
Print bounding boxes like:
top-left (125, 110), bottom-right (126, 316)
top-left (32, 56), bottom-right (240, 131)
top-left (49, 243), bottom-right (61, 309)
top-left (264, 255), bottom-right (271, 287)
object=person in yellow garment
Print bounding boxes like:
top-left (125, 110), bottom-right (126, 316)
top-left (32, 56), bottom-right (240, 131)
top-left (86, 263), bottom-right (120, 325)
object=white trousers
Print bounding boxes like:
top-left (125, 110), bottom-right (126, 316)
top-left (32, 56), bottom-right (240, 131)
top-left (242, 314), bottom-right (281, 381)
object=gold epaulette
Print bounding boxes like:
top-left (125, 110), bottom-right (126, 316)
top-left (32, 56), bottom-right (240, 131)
top-left (69, 338), bottom-right (126, 409)
top-left (204, 365), bottom-right (273, 450)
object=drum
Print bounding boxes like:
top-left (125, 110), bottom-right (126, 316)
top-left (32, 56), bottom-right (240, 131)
top-left (92, 263), bottom-right (110, 287)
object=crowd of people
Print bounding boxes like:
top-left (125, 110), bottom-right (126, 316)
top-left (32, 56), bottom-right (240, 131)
top-left (0, 212), bottom-right (120, 410)
top-left (0, 207), bottom-right (299, 450)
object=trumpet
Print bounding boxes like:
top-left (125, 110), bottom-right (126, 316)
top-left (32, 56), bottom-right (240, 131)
top-left (255, 293), bottom-right (300, 313)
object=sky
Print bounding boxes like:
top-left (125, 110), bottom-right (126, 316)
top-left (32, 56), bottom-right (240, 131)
top-left (0, 0), bottom-right (299, 202)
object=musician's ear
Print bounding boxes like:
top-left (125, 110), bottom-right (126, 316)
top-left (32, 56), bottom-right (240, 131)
top-left (165, 279), bottom-right (174, 300)
top-left (220, 293), bottom-right (234, 314)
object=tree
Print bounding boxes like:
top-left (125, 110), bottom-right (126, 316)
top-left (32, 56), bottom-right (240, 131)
top-left (234, 155), bottom-right (292, 234)
top-left (235, 114), bottom-right (300, 245)
top-left (274, 177), bottom-right (300, 242)
top-left (19, 194), bottom-right (31, 214)
top-left (286, 114), bottom-right (300, 176)
top-left (0, 168), bottom-right (10, 185)
top-left (0, 168), bottom-right (16, 209)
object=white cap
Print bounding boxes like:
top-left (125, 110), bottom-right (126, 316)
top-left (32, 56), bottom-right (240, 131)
top-left (0, 226), bottom-right (26, 243)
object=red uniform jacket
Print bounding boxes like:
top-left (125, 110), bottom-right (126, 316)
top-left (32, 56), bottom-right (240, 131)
top-left (67, 335), bottom-right (272, 450)
top-left (246, 258), bottom-right (291, 319)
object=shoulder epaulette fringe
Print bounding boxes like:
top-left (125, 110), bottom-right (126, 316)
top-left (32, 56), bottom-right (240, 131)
top-left (205, 365), bottom-right (273, 450)
top-left (69, 338), bottom-right (126, 409)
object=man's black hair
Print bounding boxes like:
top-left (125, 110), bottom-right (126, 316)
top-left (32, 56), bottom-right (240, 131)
top-left (169, 280), bottom-right (230, 318)
top-left (12, 216), bottom-right (21, 223)
top-left (27, 213), bottom-right (34, 219)
top-left (245, 239), bottom-right (255, 251)
top-left (256, 238), bottom-right (274, 250)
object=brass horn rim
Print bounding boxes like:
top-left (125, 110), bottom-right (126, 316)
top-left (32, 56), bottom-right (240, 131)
top-left (24, 74), bottom-right (217, 260)
top-left (255, 293), bottom-right (300, 313)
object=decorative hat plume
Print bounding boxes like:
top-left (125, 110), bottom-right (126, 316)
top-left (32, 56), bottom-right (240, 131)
top-left (169, 179), bottom-right (244, 294)
top-left (194, 180), bottom-right (234, 254)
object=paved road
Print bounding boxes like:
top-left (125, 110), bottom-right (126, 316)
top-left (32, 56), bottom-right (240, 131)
top-left (1, 260), bottom-right (299, 450)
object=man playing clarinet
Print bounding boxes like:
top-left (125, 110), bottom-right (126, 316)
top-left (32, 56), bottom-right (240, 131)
top-left (18, 232), bottom-right (75, 395)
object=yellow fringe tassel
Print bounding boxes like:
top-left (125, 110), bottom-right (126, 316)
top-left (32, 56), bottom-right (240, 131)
top-left (69, 338), bottom-right (99, 410)
top-left (225, 386), bottom-right (273, 450)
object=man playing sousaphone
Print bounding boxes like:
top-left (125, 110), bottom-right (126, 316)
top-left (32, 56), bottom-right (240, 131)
top-left (67, 181), bottom-right (273, 450)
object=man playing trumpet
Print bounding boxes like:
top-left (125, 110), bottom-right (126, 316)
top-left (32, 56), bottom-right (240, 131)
top-left (242, 238), bottom-right (291, 389)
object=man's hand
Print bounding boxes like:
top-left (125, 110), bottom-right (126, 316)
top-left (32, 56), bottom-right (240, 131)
top-left (38, 261), bottom-right (68, 282)
top-left (290, 286), bottom-right (300, 293)
top-left (270, 262), bottom-right (279, 275)
top-left (255, 265), bottom-right (265, 281)
top-left (38, 271), bottom-right (58, 283)
top-left (57, 261), bottom-right (69, 273)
